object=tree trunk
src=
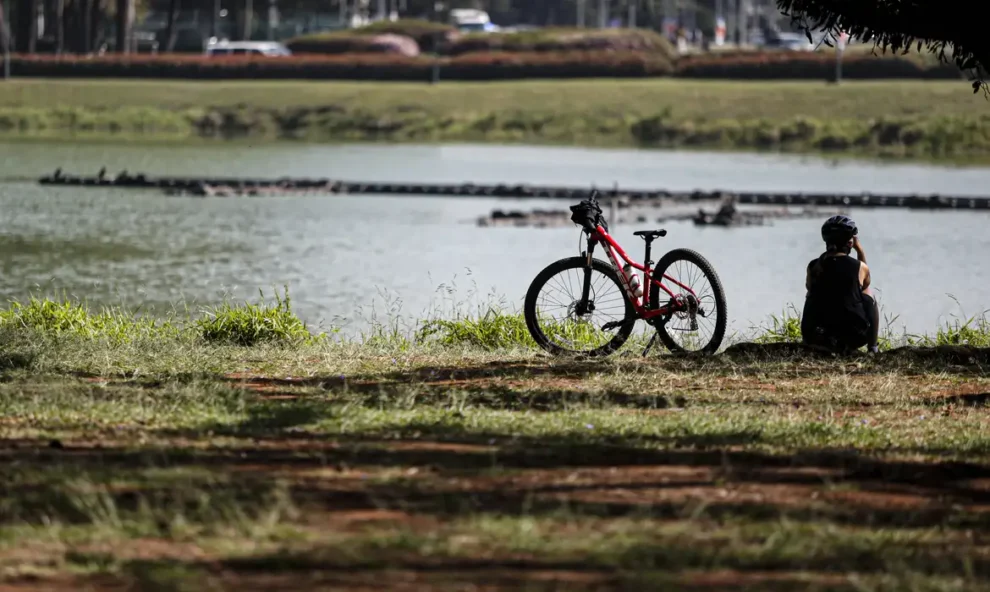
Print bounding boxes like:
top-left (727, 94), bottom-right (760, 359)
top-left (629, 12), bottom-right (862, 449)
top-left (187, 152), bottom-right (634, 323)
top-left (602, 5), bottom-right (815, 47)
top-left (78, 0), bottom-right (91, 52)
top-left (89, 0), bottom-right (99, 51)
top-left (115, 0), bottom-right (132, 52)
top-left (54, 0), bottom-right (63, 53)
top-left (163, 0), bottom-right (178, 51)
top-left (14, 0), bottom-right (37, 52)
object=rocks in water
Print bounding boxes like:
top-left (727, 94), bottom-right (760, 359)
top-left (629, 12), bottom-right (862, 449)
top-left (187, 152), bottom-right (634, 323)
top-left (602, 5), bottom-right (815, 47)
top-left (479, 209), bottom-right (570, 227)
top-left (692, 206), bottom-right (848, 228)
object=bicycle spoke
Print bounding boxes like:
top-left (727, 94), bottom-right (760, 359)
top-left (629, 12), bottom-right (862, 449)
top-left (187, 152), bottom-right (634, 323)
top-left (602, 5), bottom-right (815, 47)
top-left (652, 251), bottom-right (726, 354)
top-left (534, 266), bottom-right (628, 352)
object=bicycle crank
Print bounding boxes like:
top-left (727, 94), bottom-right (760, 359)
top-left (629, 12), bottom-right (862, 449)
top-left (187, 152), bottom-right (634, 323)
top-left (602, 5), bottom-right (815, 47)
top-left (642, 331), bottom-right (659, 357)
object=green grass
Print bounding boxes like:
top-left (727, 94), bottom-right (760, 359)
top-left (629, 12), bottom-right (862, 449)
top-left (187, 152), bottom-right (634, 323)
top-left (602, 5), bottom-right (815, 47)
top-left (753, 303), bottom-right (990, 350)
top-left (0, 79), bottom-right (987, 160)
top-left (1, 295), bottom-right (990, 590)
top-left (196, 287), bottom-right (324, 346)
top-left (0, 287), bottom-right (318, 348)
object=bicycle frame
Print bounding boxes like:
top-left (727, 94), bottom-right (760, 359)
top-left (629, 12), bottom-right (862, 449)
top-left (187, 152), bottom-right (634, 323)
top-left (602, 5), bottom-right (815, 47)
top-left (585, 224), bottom-right (699, 320)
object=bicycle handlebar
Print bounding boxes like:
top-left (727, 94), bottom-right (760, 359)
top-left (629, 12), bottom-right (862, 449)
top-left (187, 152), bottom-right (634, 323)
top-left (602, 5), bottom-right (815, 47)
top-left (569, 189), bottom-right (607, 233)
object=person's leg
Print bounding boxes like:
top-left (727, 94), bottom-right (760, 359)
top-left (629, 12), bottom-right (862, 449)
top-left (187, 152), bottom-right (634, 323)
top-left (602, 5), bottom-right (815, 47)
top-left (862, 291), bottom-right (880, 351)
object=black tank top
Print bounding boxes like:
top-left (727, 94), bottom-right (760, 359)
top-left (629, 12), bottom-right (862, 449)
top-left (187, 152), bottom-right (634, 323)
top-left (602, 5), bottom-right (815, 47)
top-left (802, 254), bottom-right (870, 338)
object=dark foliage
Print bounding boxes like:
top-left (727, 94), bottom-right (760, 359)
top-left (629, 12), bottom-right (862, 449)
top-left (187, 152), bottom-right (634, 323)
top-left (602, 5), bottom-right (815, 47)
top-left (776, 0), bottom-right (988, 91)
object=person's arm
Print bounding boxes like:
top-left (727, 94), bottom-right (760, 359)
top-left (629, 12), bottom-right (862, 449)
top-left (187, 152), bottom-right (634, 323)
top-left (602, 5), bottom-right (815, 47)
top-left (852, 237), bottom-right (866, 264)
top-left (861, 262), bottom-right (871, 291)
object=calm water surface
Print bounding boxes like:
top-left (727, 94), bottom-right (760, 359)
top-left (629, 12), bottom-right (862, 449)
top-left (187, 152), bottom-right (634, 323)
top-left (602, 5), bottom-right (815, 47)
top-left (1, 140), bottom-right (989, 337)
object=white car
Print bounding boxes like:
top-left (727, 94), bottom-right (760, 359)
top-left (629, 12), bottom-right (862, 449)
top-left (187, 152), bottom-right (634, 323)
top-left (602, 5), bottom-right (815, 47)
top-left (205, 41), bottom-right (292, 57)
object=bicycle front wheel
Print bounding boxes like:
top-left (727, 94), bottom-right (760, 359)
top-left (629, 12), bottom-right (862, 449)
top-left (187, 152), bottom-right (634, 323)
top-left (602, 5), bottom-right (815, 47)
top-left (524, 257), bottom-right (636, 356)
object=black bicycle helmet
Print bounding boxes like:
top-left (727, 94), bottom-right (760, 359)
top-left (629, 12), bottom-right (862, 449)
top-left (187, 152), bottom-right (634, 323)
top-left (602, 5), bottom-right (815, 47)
top-left (821, 215), bottom-right (857, 244)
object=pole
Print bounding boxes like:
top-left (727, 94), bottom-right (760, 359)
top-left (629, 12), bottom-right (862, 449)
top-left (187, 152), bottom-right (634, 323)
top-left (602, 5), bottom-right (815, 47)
top-left (116, 0), bottom-right (134, 53)
top-left (266, 0), bottom-right (276, 40)
top-left (210, 0), bottom-right (219, 37)
top-left (576, 0), bottom-right (584, 27)
top-left (242, 0), bottom-right (252, 39)
top-left (834, 31), bottom-right (846, 84)
top-left (609, 182), bottom-right (618, 227)
top-left (627, 2), bottom-right (635, 27)
top-left (597, 0), bottom-right (606, 28)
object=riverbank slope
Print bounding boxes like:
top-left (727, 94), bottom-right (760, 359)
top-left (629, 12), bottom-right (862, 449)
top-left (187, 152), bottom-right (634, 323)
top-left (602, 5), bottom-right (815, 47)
top-left (1, 78), bottom-right (987, 161)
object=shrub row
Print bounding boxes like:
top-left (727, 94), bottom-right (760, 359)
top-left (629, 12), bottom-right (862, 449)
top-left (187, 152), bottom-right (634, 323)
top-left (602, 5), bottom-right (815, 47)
top-left (356, 18), bottom-right (459, 53)
top-left (6, 51), bottom-right (674, 80)
top-left (282, 22), bottom-right (676, 59)
top-left (678, 51), bottom-right (963, 80)
top-left (285, 33), bottom-right (421, 57)
top-left (283, 19), bottom-right (458, 55)
top-left (443, 27), bottom-right (677, 59)
top-left (283, 18), bottom-right (463, 56)
top-left (4, 50), bottom-right (965, 80)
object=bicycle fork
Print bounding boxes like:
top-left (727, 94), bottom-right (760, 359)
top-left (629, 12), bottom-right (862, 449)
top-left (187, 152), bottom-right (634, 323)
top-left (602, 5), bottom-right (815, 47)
top-left (575, 236), bottom-right (597, 317)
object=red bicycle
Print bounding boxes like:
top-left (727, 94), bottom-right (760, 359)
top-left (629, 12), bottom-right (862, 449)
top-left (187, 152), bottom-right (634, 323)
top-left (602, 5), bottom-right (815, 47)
top-left (524, 190), bottom-right (727, 356)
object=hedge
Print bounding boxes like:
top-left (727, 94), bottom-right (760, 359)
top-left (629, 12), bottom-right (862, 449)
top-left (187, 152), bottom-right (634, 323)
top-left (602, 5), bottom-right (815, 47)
top-left (677, 51), bottom-right (964, 80)
top-left (286, 33), bottom-right (420, 57)
top-left (444, 27), bottom-right (677, 59)
top-left (4, 51), bottom-right (673, 80)
top-left (2, 49), bottom-right (968, 81)
top-left (286, 19), bottom-right (458, 54)
top-left (435, 50), bottom-right (673, 79)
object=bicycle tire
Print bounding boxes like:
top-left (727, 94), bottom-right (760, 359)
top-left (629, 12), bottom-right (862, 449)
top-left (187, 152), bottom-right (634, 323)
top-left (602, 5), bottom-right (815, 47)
top-left (648, 248), bottom-right (727, 355)
top-left (524, 257), bottom-right (636, 357)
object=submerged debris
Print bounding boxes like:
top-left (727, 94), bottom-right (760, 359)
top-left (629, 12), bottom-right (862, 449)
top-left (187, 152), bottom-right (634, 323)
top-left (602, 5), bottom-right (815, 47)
top-left (476, 203), bottom-right (849, 228)
top-left (38, 168), bottom-right (990, 210)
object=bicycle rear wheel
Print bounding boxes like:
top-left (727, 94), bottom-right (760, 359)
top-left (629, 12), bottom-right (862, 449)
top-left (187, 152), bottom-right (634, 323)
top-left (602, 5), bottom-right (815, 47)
top-left (524, 257), bottom-right (636, 356)
top-left (648, 248), bottom-right (727, 354)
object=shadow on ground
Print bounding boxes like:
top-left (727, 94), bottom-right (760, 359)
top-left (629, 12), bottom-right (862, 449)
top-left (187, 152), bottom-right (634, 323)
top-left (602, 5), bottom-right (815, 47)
top-left (3, 344), bottom-right (990, 590)
top-left (4, 420), bottom-right (990, 533)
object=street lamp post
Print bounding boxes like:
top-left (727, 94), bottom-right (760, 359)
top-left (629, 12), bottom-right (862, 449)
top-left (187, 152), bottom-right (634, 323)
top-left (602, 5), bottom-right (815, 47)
top-left (267, 0), bottom-right (277, 40)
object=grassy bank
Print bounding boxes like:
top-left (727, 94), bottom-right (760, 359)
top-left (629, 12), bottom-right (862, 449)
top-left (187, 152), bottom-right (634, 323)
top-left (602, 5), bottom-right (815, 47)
top-left (2, 295), bottom-right (990, 590)
top-left (0, 79), bottom-right (987, 160)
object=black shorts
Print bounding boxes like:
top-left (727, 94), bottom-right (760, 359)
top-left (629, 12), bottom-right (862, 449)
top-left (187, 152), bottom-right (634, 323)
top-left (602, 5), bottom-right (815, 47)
top-left (802, 294), bottom-right (876, 352)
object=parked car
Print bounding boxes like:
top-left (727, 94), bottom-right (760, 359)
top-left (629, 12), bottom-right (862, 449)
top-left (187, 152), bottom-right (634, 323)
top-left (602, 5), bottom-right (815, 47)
top-left (449, 9), bottom-right (500, 33)
top-left (763, 32), bottom-right (816, 51)
top-left (205, 41), bottom-right (292, 57)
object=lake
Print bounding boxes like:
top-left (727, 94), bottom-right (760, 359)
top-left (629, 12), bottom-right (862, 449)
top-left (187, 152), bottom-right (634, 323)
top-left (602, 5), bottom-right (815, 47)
top-left (2, 140), bottom-right (989, 338)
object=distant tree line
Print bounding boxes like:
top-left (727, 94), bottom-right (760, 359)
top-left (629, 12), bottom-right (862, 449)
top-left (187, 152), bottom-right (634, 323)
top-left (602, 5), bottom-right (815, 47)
top-left (0, 0), bottom-right (746, 55)
top-left (1, 0), bottom-right (982, 88)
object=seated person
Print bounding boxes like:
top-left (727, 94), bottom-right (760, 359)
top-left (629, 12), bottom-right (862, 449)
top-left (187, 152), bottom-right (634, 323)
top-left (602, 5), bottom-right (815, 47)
top-left (801, 215), bottom-right (880, 353)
